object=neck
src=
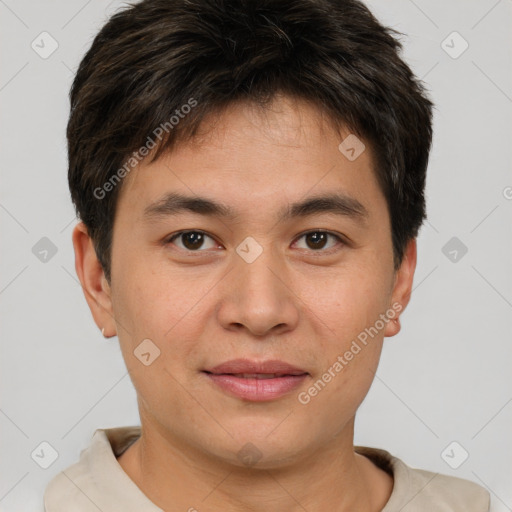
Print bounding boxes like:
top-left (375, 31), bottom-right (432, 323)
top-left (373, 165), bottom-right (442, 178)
top-left (117, 417), bottom-right (393, 512)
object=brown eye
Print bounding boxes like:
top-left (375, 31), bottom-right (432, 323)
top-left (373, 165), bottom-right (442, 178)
top-left (294, 231), bottom-right (343, 251)
top-left (167, 231), bottom-right (218, 251)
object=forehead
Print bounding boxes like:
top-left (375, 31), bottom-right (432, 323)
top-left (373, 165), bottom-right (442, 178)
top-left (116, 96), bottom-right (383, 221)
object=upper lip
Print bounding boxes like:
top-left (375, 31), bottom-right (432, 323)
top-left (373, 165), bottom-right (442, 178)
top-left (203, 359), bottom-right (308, 376)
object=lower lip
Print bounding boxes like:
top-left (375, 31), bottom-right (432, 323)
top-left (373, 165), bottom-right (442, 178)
top-left (204, 373), bottom-right (308, 401)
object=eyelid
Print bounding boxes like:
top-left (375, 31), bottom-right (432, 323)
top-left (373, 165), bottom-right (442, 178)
top-left (164, 229), bottom-right (346, 252)
top-left (165, 230), bottom-right (220, 250)
top-left (292, 230), bottom-right (346, 251)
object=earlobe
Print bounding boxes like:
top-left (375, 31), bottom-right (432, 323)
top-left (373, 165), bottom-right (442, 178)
top-left (72, 222), bottom-right (117, 337)
top-left (384, 239), bottom-right (417, 338)
top-left (384, 316), bottom-right (401, 337)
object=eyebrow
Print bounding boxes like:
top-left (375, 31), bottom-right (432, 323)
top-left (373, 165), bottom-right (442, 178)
top-left (143, 192), bottom-right (369, 225)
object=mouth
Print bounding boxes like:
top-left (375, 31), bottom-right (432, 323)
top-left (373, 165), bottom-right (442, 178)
top-left (202, 359), bottom-right (309, 401)
top-left (204, 372), bottom-right (306, 379)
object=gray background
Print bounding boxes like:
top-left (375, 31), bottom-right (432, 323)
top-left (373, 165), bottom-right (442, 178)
top-left (1, 0), bottom-right (511, 510)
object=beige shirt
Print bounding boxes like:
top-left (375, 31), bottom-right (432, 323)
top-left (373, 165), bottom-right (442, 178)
top-left (44, 426), bottom-right (490, 511)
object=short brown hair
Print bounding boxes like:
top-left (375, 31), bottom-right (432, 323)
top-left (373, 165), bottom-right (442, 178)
top-left (67, 0), bottom-right (434, 282)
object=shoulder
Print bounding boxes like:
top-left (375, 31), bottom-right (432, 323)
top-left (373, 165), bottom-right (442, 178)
top-left (355, 445), bottom-right (490, 512)
top-left (44, 426), bottom-right (154, 512)
top-left (44, 427), bottom-right (137, 512)
top-left (396, 464), bottom-right (491, 511)
top-left (43, 458), bottom-right (98, 512)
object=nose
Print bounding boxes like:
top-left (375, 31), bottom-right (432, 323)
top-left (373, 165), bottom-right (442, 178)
top-left (217, 245), bottom-right (300, 337)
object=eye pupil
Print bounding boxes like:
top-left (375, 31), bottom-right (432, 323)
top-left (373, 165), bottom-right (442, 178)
top-left (171, 230), bottom-right (337, 253)
top-left (306, 232), bottom-right (328, 250)
top-left (183, 232), bottom-right (204, 250)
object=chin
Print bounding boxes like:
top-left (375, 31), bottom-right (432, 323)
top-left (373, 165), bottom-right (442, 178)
top-left (200, 428), bottom-right (316, 471)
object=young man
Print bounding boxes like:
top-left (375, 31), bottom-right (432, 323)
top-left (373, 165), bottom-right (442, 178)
top-left (44, 0), bottom-right (490, 510)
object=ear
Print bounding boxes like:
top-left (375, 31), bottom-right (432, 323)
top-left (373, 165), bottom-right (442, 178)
top-left (72, 222), bottom-right (117, 337)
top-left (384, 238), bottom-right (417, 338)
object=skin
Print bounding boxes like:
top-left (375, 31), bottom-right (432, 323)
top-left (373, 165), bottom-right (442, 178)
top-left (73, 94), bottom-right (417, 512)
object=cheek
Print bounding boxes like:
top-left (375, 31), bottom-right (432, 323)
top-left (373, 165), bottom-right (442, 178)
top-left (111, 272), bottom-right (203, 417)
top-left (297, 260), bottom-right (392, 402)
top-left (297, 314), bottom-right (385, 433)
top-left (111, 263), bottom-right (216, 368)
top-left (304, 262), bottom-right (393, 340)
top-left (111, 254), bottom-right (179, 333)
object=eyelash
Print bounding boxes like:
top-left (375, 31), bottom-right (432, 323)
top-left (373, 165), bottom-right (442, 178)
top-left (164, 229), bottom-right (346, 254)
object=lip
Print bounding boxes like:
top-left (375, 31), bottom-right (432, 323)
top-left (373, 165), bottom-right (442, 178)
top-left (202, 359), bottom-right (309, 402)
top-left (204, 358), bottom-right (308, 375)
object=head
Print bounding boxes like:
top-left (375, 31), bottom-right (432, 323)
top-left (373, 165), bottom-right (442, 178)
top-left (70, 0), bottom-right (433, 467)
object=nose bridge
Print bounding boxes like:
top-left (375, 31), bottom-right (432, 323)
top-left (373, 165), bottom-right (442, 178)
top-left (238, 240), bottom-right (281, 297)
top-left (218, 236), bottom-right (299, 335)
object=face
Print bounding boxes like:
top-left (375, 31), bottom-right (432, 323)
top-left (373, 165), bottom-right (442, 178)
top-left (75, 95), bottom-right (416, 468)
